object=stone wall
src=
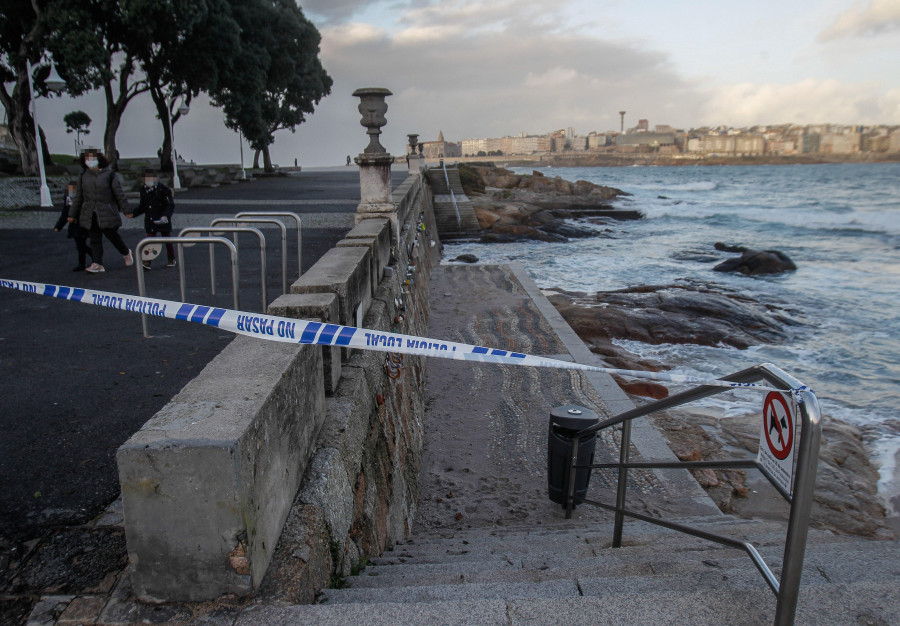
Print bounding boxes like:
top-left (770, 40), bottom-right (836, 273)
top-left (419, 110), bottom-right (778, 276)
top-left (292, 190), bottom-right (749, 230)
top-left (116, 170), bottom-right (440, 602)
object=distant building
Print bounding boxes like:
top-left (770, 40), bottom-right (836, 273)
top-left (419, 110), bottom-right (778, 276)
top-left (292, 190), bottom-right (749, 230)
top-left (820, 132), bottom-right (861, 154)
top-left (889, 130), bottom-right (900, 153)
top-left (421, 130), bottom-right (461, 158)
top-left (588, 134), bottom-right (609, 149)
top-left (616, 132), bottom-right (675, 148)
top-left (636, 119), bottom-right (649, 131)
top-left (499, 135), bottom-right (551, 155)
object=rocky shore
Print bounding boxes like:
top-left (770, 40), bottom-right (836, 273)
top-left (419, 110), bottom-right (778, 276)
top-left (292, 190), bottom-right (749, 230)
top-left (455, 165), bottom-right (893, 539)
top-left (458, 163), bottom-right (640, 243)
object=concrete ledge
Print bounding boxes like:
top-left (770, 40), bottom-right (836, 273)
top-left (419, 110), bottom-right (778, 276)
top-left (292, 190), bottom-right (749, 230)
top-left (117, 336), bottom-right (325, 601)
top-left (269, 293), bottom-right (341, 395)
top-left (291, 246), bottom-right (372, 333)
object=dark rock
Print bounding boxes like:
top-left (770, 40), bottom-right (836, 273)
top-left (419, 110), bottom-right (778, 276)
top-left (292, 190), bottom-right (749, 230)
top-left (714, 242), bottom-right (749, 253)
top-left (714, 249), bottom-right (797, 275)
top-left (657, 195), bottom-right (669, 199)
top-left (672, 250), bottom-right (721, 263)
top-left (451, 254), bottom-right (479, 263)
top-left (549, 283), bottom-right (793, 349)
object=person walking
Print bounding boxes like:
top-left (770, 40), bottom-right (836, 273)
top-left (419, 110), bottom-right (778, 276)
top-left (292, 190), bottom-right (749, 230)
top-left (53, 180), bottom-right (93, 271)
top-left (67, 149), bottom-right (133, 273)
top-left (127, 170), bottom-right (176, 270)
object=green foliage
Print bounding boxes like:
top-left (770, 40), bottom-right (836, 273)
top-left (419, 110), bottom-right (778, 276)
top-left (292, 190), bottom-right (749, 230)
top-left (63, 110), bottom-right (91, 134)
top-left (213, 0), bottom-right (332, 154)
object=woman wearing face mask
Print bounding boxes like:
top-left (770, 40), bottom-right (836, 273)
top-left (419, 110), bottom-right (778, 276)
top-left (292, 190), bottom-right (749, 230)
top-left (126, 170), bottom-right (176, 269)
top-left (67, 148), bottom-right (133, 273)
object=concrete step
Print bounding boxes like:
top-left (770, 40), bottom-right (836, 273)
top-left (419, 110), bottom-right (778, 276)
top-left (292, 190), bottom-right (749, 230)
top-left (243, 581), bottom-right (900, 624)
top-left (373, 527), bottom-right (842, 565)
top-left (353, 538), bottom-right (898, 591)
top-left (319, 578), bottom-right (579, 606)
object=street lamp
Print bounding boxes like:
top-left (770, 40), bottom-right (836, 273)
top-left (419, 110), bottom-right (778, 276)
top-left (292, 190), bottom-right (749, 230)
top-left (238, 130), bottom-right (247, 180)
top-left (167, 96), bottom-right (189, 189)
top-left (26, 59), bottom-right (66, 207)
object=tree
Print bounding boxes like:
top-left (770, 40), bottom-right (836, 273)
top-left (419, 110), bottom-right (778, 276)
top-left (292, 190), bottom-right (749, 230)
top-left (63, 110), bottom-right (91, 154)
top-left (0, 0), bottom-right (60, 175)
top-left (213, 0), bottom-right (332, 172)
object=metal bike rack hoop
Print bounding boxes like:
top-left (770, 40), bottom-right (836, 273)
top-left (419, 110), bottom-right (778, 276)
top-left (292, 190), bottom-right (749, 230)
top-left (211, 217), bottom-right (288, 296)
top-left (235, 211), bottom-right (302, 277)
top-left (135, 236), bottom-right (238, 338)
top-left (179, 226), bottom-right (267, 312)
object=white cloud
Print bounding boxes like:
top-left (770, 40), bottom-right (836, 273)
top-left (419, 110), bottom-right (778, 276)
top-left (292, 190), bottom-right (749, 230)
top-left (701, 78), bottom-right (900, 125)
top-left (819, 0), bottom-right (900, 41)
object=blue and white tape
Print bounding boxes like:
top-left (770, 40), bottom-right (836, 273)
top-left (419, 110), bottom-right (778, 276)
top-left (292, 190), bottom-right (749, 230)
top-left (0, 278), bottom-right (796, 393)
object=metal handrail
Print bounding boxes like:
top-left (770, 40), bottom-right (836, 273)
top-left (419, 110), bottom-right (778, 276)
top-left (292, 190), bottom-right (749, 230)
top-left (440, 159), bottom-right (461, 227)
top-left (178, 227), bottom-right (267, 312)
top-left (135, 236), bottom-right (238, 338)
top-left (564, 363), bottom-right (821, 626)
top-left (211, 217), bottom-right (288, 296)
top-left (234, 211), bottom-right (302, 277)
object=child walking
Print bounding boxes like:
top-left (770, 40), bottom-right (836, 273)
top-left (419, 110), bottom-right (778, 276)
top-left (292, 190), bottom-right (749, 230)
top-left (53, 180), bottom-right (92, 271)
top-left (127, 170), bottom-right (176, 270)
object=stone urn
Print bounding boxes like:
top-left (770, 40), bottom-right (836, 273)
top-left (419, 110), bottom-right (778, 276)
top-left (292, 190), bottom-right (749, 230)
top-left (407, 133), bottom-right (419, 153)
top-left (353, 87), bottom-right (392, 155)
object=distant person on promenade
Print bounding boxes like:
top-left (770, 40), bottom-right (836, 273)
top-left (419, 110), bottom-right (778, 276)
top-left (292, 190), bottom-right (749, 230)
top-left (53, 180), bottom-right (93, 271)
top-left (127, 170), bottom-right (176, 270)
top-left (346, 155), bottom-right (351, 166)
top-left (67, 148), bottom-right (133, 274)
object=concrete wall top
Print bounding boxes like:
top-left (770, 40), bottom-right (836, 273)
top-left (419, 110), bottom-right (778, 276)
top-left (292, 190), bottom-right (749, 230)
top-left (121, 338), bottom-right (302, 446)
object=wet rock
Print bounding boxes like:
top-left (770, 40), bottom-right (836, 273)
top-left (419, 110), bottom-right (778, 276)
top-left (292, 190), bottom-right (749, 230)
top-left (549, 283), bottom-right (793, 349)
top-left (451, 254), bottom-right (479, 263)
top-left (714, 249), bottom-right (797, 275)
top-left (714, 242), bottom-right (749, 253)
top-left (653, 410), bottom-right (893, 538)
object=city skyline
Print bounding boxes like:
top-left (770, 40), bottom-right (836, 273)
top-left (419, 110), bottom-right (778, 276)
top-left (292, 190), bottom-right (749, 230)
top-left (18, 0), bottom-right (900, 167)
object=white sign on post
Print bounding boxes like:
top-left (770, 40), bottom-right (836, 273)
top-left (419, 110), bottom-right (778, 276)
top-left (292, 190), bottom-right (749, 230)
top-left (757, 391), bottom-right (797, 496)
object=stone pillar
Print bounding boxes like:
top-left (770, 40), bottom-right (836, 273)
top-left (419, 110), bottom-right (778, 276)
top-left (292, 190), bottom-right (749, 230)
top-left (352, 88), bottom-right (397, 246)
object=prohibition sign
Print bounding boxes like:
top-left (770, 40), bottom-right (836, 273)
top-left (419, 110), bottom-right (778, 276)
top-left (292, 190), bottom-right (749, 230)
top-left (763, 391), bottom-right (793, 460)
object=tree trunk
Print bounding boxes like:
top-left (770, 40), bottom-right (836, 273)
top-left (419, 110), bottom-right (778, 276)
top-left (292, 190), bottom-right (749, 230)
top-left (101, 53), bottom-right (148, 171)
top-left (1, 74), bottom-right (41, 176)
top-left (263, 145), bottom-right (273, 173)
top-left (149, 83), bottom-right (173, 172)
top-left (253, 149), bottom-right (260, 169)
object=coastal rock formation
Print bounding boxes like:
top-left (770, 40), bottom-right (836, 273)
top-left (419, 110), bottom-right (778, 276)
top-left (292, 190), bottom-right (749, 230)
top-left (547, 283), bottom-right (794, 350)
top-left (713, 247), bottom-right (797, 275)
top-left (652, 409), bottom-right (892, 538)
top-left (458, 164), bottom-right (636, 243)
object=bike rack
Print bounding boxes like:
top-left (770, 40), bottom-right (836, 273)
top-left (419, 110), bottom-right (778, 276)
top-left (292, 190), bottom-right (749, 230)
top-left (563, 363), bottom-right (821, 626)
top-left (178, 227), bottom-right (267, 313)
top-left (210, 217), bottom-right (288, 296)
top-left (135, 236), bottom-right (238, 339)
top-left (234, 211), bottom-right (302, 277)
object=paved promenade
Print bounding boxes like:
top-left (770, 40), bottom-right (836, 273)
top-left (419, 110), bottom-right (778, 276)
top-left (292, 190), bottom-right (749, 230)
top-left (0, 169), bottom-right (406, 620)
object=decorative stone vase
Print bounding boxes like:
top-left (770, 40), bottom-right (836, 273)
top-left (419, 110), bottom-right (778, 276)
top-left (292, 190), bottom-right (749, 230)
top-left (353, 87), bottom-right (392, 155)
top-left (407, 134), bottom-right (419, 151)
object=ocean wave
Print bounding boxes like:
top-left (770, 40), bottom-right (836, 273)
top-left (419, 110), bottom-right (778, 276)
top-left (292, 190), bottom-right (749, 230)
top-left (633, 181), bottom-right (719, 192)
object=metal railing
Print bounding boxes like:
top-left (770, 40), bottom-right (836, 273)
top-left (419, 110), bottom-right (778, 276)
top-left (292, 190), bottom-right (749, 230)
top-left (440, 159), bottom-right (461, 228)
top-left (135, 236), bottom-right (238, 338)
top-left (563, 363), bottom-right (821, 626)
top-left (179, 227), bottom-right (267, 312)
top-left (210, 217), bottom-right (288, 295)
top-left (234, 211), bottom-right (303, 277)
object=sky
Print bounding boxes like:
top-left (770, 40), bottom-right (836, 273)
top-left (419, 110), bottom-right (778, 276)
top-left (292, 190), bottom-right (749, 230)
top-left (25, 0), bottom-right (900, 167)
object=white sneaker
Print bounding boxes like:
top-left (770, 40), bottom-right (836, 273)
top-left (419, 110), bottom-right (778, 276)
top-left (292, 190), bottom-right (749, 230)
top-left (124, 250), bottom-right (134, 267)
top-left (85, 263), bottom-right (105, 273)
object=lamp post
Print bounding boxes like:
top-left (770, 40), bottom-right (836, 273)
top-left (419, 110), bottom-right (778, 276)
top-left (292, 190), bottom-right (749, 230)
top-left (239, 130), bottom-right (247, 180)
top-left (26, 59), bottom-right (66, 207)
top-left (167, 96), bottom-right (189, 189)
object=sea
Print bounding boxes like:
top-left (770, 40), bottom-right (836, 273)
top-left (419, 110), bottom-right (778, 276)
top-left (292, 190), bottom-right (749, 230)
top-left (445, 162), bottom-right (900, 506)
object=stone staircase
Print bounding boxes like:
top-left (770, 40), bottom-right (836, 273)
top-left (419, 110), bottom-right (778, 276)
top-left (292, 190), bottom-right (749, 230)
top-left (238, 516), bottom-right (900, 624)
top-left (424, 165), bottom-right (482, 238)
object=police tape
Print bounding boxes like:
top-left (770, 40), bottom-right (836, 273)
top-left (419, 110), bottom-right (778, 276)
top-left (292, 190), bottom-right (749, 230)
top-left (0, 278), bottom-right (798, 393)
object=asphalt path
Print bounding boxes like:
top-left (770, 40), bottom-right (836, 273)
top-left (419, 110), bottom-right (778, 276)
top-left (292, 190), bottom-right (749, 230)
top-left (0, 169), bottom-right (407, 544)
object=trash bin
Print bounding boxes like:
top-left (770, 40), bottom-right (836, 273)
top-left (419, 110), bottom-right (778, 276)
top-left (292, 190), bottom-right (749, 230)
top-left (547, 405), bottom-right (600, 508)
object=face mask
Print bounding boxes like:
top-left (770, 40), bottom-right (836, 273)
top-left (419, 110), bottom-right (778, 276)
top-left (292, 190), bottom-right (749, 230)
top-left (144, 179), bottom-right (157, 187)
top-left (85, 159), bottom-right (99, 169)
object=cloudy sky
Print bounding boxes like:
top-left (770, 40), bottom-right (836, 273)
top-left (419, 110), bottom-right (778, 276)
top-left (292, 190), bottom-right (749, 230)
top-left (32, 0), bottom-right (900, 167)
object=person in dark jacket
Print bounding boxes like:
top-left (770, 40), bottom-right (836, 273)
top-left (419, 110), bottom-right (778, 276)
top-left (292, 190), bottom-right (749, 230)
top-left (67, 149), bottom-right (133, 273)
top-left (126, 170), bottom-right (176, 270)
top-left (53, 180), bottom-right (93, 271)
